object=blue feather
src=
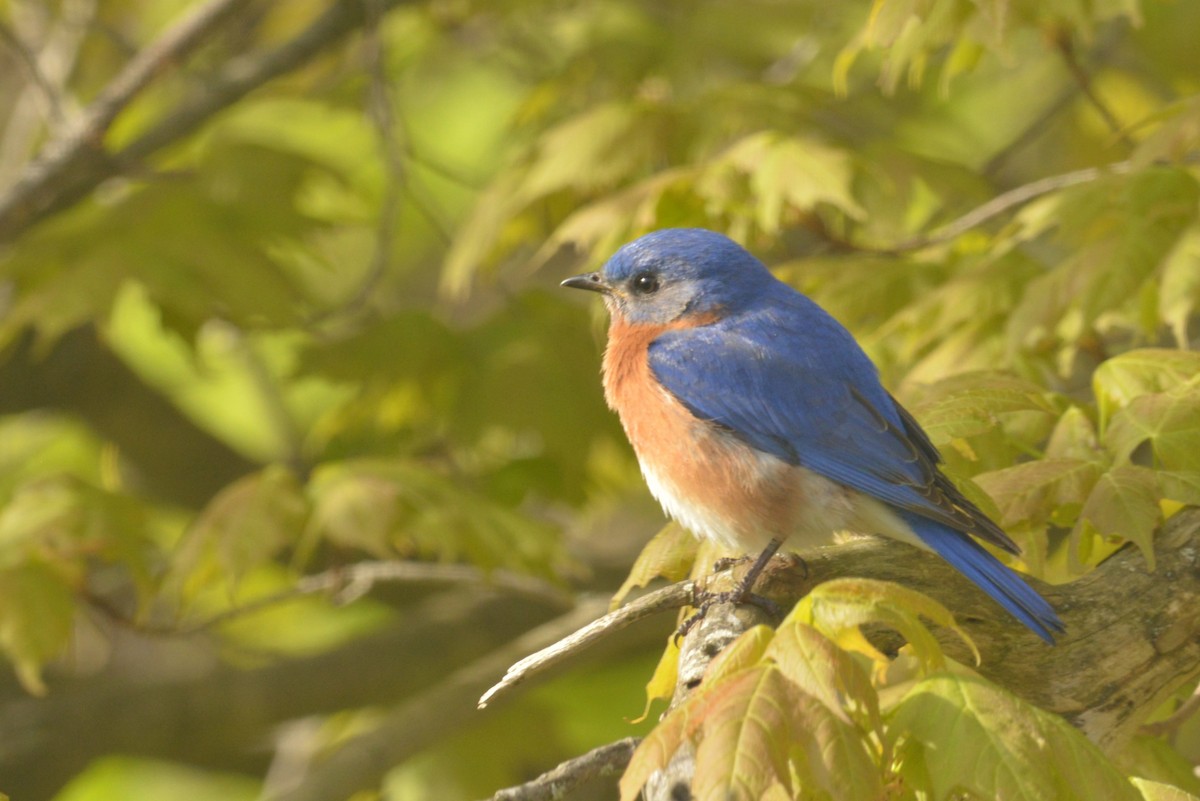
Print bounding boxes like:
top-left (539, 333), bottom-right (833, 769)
top-left (900, 512), bottom-right (1063, 643)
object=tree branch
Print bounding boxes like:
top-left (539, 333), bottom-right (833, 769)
top-left (479, 582), bottom-right (692, 708)
top-left (484, 737), bottom-right (641, 801)
top-left (0, 0), bottom-right (247, 239)
top-left (878, 159), bottom-right (1138, 252)
top-left (0, 0), bottom-right (420, 244)
top-left (260, 597), bottom-right (621, 801)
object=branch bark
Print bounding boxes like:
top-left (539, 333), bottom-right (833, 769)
top-left (640, 508), bottom-right (1200, 798)
top-left (484, 737), bottom-right (641, 801)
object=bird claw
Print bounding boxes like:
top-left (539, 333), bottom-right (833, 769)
top-left (674, 587), bottom-right (783, 642)
top-left (710, 554), bottom-right (753, 573)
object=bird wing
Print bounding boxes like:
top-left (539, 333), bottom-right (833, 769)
top-left (647, 301), bottom-right (1019, 554)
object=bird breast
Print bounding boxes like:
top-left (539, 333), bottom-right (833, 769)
top-left (601, 317), bottom-right (860, 552)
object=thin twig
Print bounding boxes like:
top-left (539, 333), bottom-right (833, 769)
top-left (313, 0), bottom-right (402, 324)
top-left (484, 737), bottom-right (641, 801)
top-left (90, 560), bottom-right (575, 636)
top-left (83, 0), bottom-right (247, 137)
top-left (479, 580), bottom-right (694, 708)
top-left (0, 19), bottom-right (65, 126)
top-left (877, 159), bottom-right (1139, 252)
top-left (1054, 34), bottom-right (1135, 150)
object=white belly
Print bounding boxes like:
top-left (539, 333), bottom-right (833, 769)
top-left (639, 450), bottom-right (927, 554)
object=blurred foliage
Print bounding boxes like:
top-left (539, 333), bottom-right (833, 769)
top-left (1, 0), bottom-right (1199, 799)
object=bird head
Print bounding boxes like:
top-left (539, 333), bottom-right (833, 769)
top-left (561, 228), bottom-right (775, 325)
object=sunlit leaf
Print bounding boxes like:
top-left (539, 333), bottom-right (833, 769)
top-left (891, 673), bottom-right (1141, 801)
top-left (171, 466), bottom-right (308, 601)
top-left (766, 617), bottom-right (882, 734)
top-left (1075, 465), bottom-right (1162, 569)
top-left (1094, 349), bottom-right (1200, 430)
top-left (792, 578), bottom-right (976, 672)
top-left (974, 458), bottom-right (1104, 529)
top-left (1104, 386), bottom-right (1200, 471)
top-left (1133, 779), bottom-right (1200, 801)
top-left (612, 523), bottom-right (698, 610)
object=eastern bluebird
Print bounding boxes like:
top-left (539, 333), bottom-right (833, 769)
top-left (563, 228), bottom-right (1062, 643)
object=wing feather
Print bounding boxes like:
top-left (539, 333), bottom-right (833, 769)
top-left (647, 299), bottom-right (1018, 554)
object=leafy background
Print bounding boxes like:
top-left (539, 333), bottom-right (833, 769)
top-left (0, 0), bottom-right (1199, 799)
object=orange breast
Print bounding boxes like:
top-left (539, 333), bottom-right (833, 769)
top-left (601, 317), bottom-right (805, 551)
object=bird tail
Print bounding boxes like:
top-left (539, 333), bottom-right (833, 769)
top-left (902, 513), bottom-right (1064, 644)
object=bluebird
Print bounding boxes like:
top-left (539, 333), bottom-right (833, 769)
top-left (562, 228), bottom-right (1062, 643)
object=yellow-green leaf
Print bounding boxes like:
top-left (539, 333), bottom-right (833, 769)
top-left (891, 673), bottom-right (1141, 801)
top-left (766, 618), bottom-right (882, 733)
top-left (1133, 778), bottom-right (1200, 801)
top-left (1076, 465), bottom-right (1162, 569)
top-left (0, 560), bottom-right (75, 694)
top-left (611, 522), bottom-right (698, 610)
top-left (791, 578), bottom-right (977, 672)
top-left (1104, 386), bottom-right (1200, 471)
top-left (974, 458), bottom-right (1103, 528)
top-left (1094, 349), bottom-right (1200, 430)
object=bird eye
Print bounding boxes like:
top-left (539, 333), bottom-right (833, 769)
top-left (631, 271), bottom-right (660, 295)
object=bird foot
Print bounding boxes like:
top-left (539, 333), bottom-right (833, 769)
top-left (675, 587), bottom-right (783, 640)
top-left (710, 554), bottom-right (753, 573)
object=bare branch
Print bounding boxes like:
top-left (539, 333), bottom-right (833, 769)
top-left (262, 597), bottom-right (618, 801)
top-left (478, 581), bottom-right (693, 708)
top-left (484, 737), bottom-right (641, 801)
top-left (0, 0), bottom-right (247, 236)
top-left (878, 159), bottom-right (1138, 253)
top-left (0, 0), bottom-right (421, 244)
top-left (0, 19), bottom-right (65, 125)
top-left (89, 560), bottom-right (575, 636)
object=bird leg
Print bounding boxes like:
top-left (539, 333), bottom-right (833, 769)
top-left (677, 538), bottom-right (786, 639)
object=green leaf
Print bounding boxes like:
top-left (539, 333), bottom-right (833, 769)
top-left (1094, 349), bottom-right (1200, 430)
top-left (974, 458), bottom-right (1104, 529)
top-left (706, 625), bottom-right (776, 684)
top-left (766, 618), bottom-right (882, 735)
top-left (792, 578), bottom-right (976, 672)
top-left (1133, 778), bottom-right (1200, 801)
top-left (1104, 386), bottom-right (1200, 470)
top-left (891, 673), bottom-right (1141, 801)
top-left (171, 466), bottom-right (308, 601)
top-left (1157, 224), bottom-right (1200, 348)
top-left (1158, 472), bottom-right (1200, 506)
top-left (686, 666), bottom-right (881, 801)
top-left (1045, 406), bottom-right (1103, 462)
top-left (0, 560), bottom-right (75, 694)
top-left (703, 132), bottom-right (865, 233)
top-left (912, 373), bottom-right (1056, 445)
top-left (1076, 465), bottom-right (1162, 570)
top-left (690, 667), bottom-right (796, 800)
top-left (1119, 734), bottom-right (1200, 797)
top-left (611, 522), bottom-right (698, 610)
top-left (305, 458), bottom-right (562, 574)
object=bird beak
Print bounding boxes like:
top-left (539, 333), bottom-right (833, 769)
top-left (560, 272), bottom-right (610, 294)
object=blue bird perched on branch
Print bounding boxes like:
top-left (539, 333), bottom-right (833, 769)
top-left (562, 228), bottom-right (1063, 643)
